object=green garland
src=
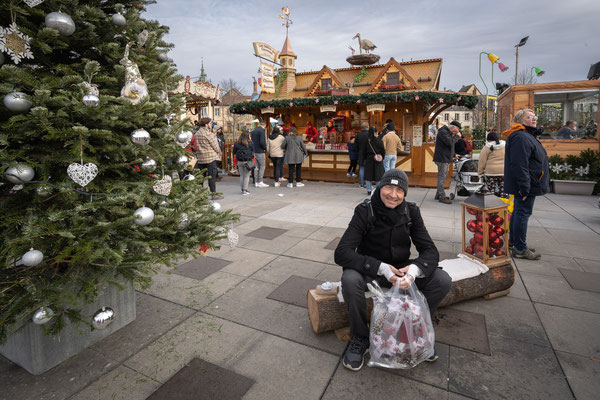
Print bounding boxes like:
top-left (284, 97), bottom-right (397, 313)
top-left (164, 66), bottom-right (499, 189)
top-left (229, 91), bottom-right (479, 114)
top-left (274, 71), bottom-right (289, 97)
top-left (353, 66), bottom-right (367, 83)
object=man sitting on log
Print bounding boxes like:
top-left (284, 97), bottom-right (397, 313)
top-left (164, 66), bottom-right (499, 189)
top-left (334, 169), bottom-right (451, 371)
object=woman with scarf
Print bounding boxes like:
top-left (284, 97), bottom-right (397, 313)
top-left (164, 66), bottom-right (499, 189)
top-left (334, 169), bottom-right (451, 371)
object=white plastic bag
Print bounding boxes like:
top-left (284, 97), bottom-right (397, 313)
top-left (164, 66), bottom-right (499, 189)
top-left (367, 280), bottom-right (435, 369)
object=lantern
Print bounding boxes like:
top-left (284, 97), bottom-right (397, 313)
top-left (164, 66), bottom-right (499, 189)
top-left (461, 187), bottom-right (511, 267)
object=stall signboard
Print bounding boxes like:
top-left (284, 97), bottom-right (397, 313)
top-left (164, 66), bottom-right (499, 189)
top-left (412, 125), bottom-right (423, 147)
top-left (253, 42), bottom-right (280, 63)
top-left (320, 105), bottom-right (336, 113)
top-left (261, 106), bottom-right (275, 114)
top-left (367, 104), bottom-right (385, 112)
top-left (260, 62), bottom-right (275, 94)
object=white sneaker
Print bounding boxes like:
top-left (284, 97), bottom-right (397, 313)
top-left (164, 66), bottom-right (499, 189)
top-left (274, 182), bottom-right (281, 187)
top-left (352, 173), bottom-right (358, 177)
top-left (346, 173), bottom-right (351, 177)
top-left (258, 182), bottom-right (269, 188)
top-left (254, 183), bottom-right (258, 187)
top-left (280, 177), bottom-right (287, 181)
top-left (242, 190), bottom-right (250, 195)
top-left (296, 182), bottom-right (305, 187)
top-left (287, 183), bottom-right (293, 188)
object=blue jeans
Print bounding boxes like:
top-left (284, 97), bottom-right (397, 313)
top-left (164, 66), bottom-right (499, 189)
top-left (383, 155), bottom-right (397, 172)
top-left (366, 180), bottom-right (379, 193)
top-left (509, 195), bottom-right (536, 251)
top-left (359, 165), bottom-right (365, 187)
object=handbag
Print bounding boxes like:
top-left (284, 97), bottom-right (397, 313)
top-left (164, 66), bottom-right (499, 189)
top-left (243, 159), bottom-right (256, 170)
top-left (369, 139), bottom-right (383, 162)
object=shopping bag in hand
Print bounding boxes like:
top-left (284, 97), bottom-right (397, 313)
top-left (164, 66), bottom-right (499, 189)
top-left (367, 280), bottom-right (435, 369)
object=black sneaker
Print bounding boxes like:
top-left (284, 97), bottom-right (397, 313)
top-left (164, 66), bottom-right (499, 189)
top-left (512, 248), bottom-right (542, 260)
top-left (426, 349), bottom-right (438, 362)
top-left (343, 336), bottom-right (370, 371)
top-left (509, 243), bottom-right (536, 253)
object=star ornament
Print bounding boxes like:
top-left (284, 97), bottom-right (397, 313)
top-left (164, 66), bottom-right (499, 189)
top-left (0, 23), bottom-right (34, 64)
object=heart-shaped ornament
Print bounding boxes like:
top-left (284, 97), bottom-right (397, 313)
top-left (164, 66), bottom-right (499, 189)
top-left (152, 175), bottom-right (172, 196)
top-left (24, 0), bottom-right (45, 7)
top-left (67, 162), bottom-right (98, 187)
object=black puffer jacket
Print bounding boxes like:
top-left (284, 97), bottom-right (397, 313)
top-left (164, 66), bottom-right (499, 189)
top-left (504, 125), bottom-right (550, 197)
top-left (334, 189), bottom-right (439, 279)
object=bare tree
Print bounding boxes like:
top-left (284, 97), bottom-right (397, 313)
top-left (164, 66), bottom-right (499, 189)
top-left (512, 68), bottom-right (538, 85)
top-left (219, 78), bottom-right (247, 95)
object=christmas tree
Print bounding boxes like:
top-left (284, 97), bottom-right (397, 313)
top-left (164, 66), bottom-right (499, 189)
top-left (0, 0), bottom-right (236, 343)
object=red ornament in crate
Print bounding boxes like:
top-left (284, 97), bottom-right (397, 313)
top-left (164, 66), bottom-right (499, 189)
top-left (474, 232), bottom-right (484, 244)
top-left (465, 245), bottom-right (474, 254)
top-left (469, 238), bottom-right (476, 246)
top-left (493, 216), bottom-right (504, 227)
top-left (494, 226), bottom-right (505, 236)
top-left (467, 207), bottom-right (478, 215)
top-left (476, 212), bottom-right (483, 221)
top-left (489, 231), bottom-right (498, 241)
top-left (490, 238), bottom-right (504, 249)
top-left (467, 220), bottom-right (478, 232)
top-left (495, 249), bottom-right (506, 256)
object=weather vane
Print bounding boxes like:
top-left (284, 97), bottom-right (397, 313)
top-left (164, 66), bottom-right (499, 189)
top-left (280, 6), bottom-right (292, 35)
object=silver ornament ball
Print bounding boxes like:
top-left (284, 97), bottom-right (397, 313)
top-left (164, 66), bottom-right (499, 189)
top-left (22, 248), bottom-right (43, 267)
top-left (131, 129), bottom-right (150, 145)
top-left (157, 52), bottom-right (169, 62)
top-left (82, 93), bottom-right (99, 107)
top-left (182, 174), bottom-right (195, 181)
top-left (111, 13), bottom-right (126, 27)
top-left (141, 158), bottom-right (157, 172)
top-left (36, 185), bottom-right (52, 197)
top-left (176, 131), bottom-right (193, 147)
top-left (32, 307), bottom-right (54, 325)
top-left (45, 12), bottom-right (76, 36)
top-left (175, 154), bottom-right (189, 168)
top-left (133, 206), bottom-right (154, 226)
top-left (3, 92), bottom-right (32, 113)
top-left (211, 201), bottom-right (222, 213)
top-left (6, 164), bottom-right (35, 184)
top-left (92, 307), bottom-right (115, 330)
top-left (177, 213), bottom-right (190, 229)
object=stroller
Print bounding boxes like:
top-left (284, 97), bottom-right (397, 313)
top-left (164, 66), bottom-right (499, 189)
top-left (453, 156), bottom-right (484, 197)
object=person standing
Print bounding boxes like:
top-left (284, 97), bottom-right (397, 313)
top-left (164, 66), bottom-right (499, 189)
top-left (250, 120), bottom-right (269, 187)
top-left (503, 109), bottom-right (550, 260)
top-left (477, 131), bottom-right (506, 197)
top-left (194, 117), bottom-right (222, 199)
top-left (267, 126), bottom-right (285, 187)
top-left (381, 121), bottom-right (403, 172)
top-left (232, 131), bottom-right (254, 195)
top-left (281, 126), bottom-right (307, 187)
top-left (334, 169), bottom-right (450, 371)
top-left (363, 126), bottom-right (385, 195)
top-left (556, 121), bottom-right (576, 139)
top-left (433, 121), bottom-right (461, 204)
top-left (346, 136), bottom-right (358, 177)
top-left (355, 122), bottom-right (370, 188)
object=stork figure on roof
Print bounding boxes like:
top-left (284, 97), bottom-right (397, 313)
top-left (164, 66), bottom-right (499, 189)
top-left (352, 33), bottom-right (376, 54)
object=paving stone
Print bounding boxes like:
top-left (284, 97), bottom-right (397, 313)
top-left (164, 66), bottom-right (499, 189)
top-left (262, 203), bottom-right (350, 226)
top-left (232, 333), bottom-right (340, 400)
top-left (91, 292), bottom-right (195, 363)
top-left (535, 303), bottom-right (600, 358)
top-left (146, 358), bottom-right (254, 400)
top-left (316, 264), bottom-right (343, 283)
top-left (219, 248), bottom-right (278, 277)
top-left (548, 229), bottom-right (600, 246)
top-left (237, 233), bottom-right (303, 255)
top-left (324, 236), bottom-right (341, 250)
top-left (564, 243), bottom-right (600, 261)
top-left (575, 258), bottom-right (600, 274)
top-left (513, 253), bottom-right (583, 277)
top-left (506, 267), bottom-right (530, 301)
top-left (0, 348), bottom-right (115, 400)
top-left (555, 351), bottom-right (600, 400)
top-left (306, 226), bottom-right (347, 241)
top-left (449, 296), bottom-right (549, 347)
top-left (428, 226), bottom-right (456, 242)
top-left (266, 275), bottom-right (322, 308)
top-left (423, 215), bottom-right (458, 230)
top-left (284, 238), bottom-right (337, 263)
top-left (448, 334), bottom-right (573, 399)
top-left (246, 226), bottom-right (288, 240)
top-left (385, 342), bottom-right (450, 390)
top-left (251, 255), bottom-right (330, 285)
top-left (434, 308), bottom-right (490, 355)
top-left (71, 365), bottom-right (160, 400)
top-left (520, 271), bottom-right (600, 314)
top-left (173, 256), bottom-right (231, 280)
top-left (559, 268), bottom-right (600, 294)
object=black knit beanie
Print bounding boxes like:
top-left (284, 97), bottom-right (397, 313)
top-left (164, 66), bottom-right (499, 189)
top-left (378, 169), bottom-right (408, 195)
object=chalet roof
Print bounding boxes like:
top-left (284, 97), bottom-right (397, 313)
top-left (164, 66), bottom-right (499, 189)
top-left (219, 89), bottom-right (251, 106)
top-left (458, 84), bottom-right (482, 95)
top-left (279, 35), bottom-right (296, 58)
top-left (258, 57), bottom-right (442, 101)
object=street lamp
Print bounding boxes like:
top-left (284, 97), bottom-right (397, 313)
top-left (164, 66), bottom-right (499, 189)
top-left (479, 52), bottom-right (509, 130)
top-left (514, 36), bottom-right (529, 85)
top-left (529, 67), bottom-right (545, 84)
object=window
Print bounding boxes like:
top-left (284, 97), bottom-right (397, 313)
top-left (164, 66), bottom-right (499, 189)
top-left (227, 122), bottom-right (232, 132)
top-left (321, 78), bottom-right (332, 91)
top-left (464, 113), bottom-right (470, 121)
top-left (201, 107), bottom-right (208, 117)
top-left (443, 113), bottom-right (449, 121)
top-left (386, 72), bottom-right (400, 86)
top-left (214, 108), bottom-right (220, 117)
top-left (533, 90), bottom-right (598, 137)
top-left (455, 113), bottom-right (460, 121)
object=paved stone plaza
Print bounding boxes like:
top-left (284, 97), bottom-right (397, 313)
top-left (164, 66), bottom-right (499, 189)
top-left (2, 176), bottom-right (599, 400)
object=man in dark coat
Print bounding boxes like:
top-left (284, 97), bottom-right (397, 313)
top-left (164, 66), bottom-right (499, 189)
top-left (250, 120), bottom-right (268, 187)
top-left (433, 121), bottom-right (461, 204)
top-left (355, 121), bottom-right (370, 188)
top-left (334, 169), bottom-right (452, 371)
top-left (503, 109), bottom-right (550, 260)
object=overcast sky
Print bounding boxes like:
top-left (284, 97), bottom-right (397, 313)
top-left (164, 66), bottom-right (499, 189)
top-left (143, 0), bottom-right (599, 95)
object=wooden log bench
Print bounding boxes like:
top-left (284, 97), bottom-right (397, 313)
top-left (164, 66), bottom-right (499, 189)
top-left (307, 262), bottom-right (514, 334)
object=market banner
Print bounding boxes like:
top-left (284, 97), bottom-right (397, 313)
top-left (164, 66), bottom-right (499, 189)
top-left (367, 104), bottom-right (385, 112)
top-left (320, 105), bottom-right (336, 113)
top-left (412, 125), bottom-right (423, 147)
top-left (253, 42), bottom-right (280, 63)
top-left (261, 106), bottom-right (275, 114)
top-left (260, 62), bottom-right (275, 94)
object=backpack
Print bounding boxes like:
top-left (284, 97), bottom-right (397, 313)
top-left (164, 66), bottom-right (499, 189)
top-left (465, 139), bottom-right (473, 152)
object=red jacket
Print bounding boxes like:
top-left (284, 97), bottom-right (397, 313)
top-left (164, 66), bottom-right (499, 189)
top-left (306, 125), bottom-right (319, 143)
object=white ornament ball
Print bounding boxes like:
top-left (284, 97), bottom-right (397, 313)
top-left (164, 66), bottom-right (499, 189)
top-left (45, 11), bottom-right (76, 36)
top-left (82, 93), bottom-right (99, 107)
top-left (133, 206), bottom-right (154, 226)
top-left (32, 307), bottom-right (54, 325)
top-left (182, 174), bottom-right (195, 181)
top-left (22, 248), bottom-right (43, 267)
top-left (157, 52), bottom-right (169, 62)
top-left (6, 164), bottom-right (35, 184)
top-left (141, 158), bottom-right (157, 172)
top-left (3, 92), bottom-right (32, 113)
top-left (211, 201), bottom-right (222, 213)
top-left (175, 154), bottom-right (188, 168)
top-left (131, 129), bottom-right (150, 145)
top-left (92, 307), bottom-right (115, 330)
top-left (177, 213), bottom-right (190, 229)
top-left (111, 13), bottom-right (126, 27)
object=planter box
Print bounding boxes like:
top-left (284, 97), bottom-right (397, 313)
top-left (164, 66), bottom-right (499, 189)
top-left (552, 179), bottom-right (595, 195)
top-left (0, 281), bottom-right (136, 375)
